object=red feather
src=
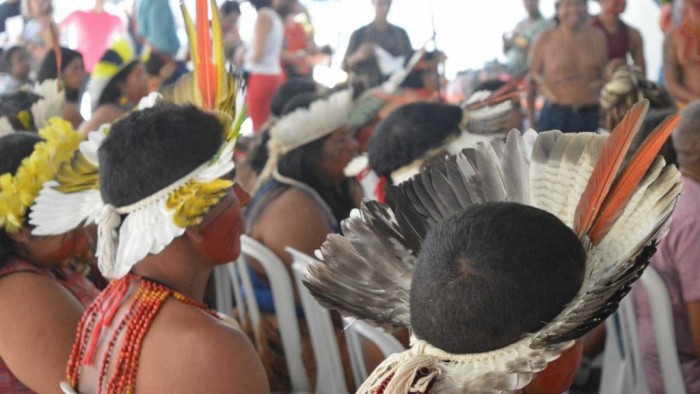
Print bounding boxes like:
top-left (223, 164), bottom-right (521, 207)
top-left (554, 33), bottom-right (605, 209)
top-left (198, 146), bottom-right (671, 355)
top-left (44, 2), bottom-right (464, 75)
top-left (196, 0), bottom-right (216, 110)
top-left (573, 100), bottom-right (649, 238)
top-left (589, 113), bottom-right (680, 244)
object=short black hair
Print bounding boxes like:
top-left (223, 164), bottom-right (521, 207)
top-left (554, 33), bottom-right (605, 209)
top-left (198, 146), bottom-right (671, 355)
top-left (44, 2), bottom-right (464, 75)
top-left (220, 0), bottom-right (241, 15)
top-left (0, 132), bottom-right (42, 265)
top-left (0, 90), bottom-right (43, 132)
top-left (368, 102), bottom-right (462, 178)
top-left (410, 202), bottom-right (586, 354)
top-left (98, 60), bottom-right (138, 107)
top-left (269, 77), bottom-right (319, 117)
top-left (99, 104), bottom-right (223, 207)
top-left (37, 47), bottom-right (84, 102)
top-left (250, 0), bottom-right (272, 10)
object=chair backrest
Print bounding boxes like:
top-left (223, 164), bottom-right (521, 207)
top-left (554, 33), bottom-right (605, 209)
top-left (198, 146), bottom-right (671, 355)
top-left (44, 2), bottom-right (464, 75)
top-left (60, 382), bottom-right (78, 394)
top-left (287, 246), bottom-right (349, 394)
top-left (234, 236), bottom-right (310, 393)
top-left (343, 317), bottom-right (405, 388)
top-left (600, 266), bottom-right (686, 394)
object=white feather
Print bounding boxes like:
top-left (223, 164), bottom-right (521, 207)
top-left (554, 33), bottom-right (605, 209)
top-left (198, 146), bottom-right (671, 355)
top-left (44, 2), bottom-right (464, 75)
top-left (31, 79), bottom-right (65, 129)
top-left (29, 181), bottom-right (102, 235)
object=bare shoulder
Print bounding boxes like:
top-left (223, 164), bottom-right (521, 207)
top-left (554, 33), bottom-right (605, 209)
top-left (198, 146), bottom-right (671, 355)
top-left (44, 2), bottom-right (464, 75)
top-left (0, 272), bottom-right (83, 322)
top-left (79, 104), bottom-right (122, 133)
top-left (261, 186), bottom-right (329, 227)
top-left (585, 24), bottom-right (607, 44)
top-left (137, 300), bottom-right (269, 393)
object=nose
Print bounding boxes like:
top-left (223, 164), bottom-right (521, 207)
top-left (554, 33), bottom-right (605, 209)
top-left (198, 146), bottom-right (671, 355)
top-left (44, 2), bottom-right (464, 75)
top-left (233, 183), bottom-right (251, 207)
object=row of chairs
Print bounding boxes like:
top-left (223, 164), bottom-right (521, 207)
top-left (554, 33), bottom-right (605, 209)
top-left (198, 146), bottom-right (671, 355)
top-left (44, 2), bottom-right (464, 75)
top-left (214, 235), bottom-right (405, 393)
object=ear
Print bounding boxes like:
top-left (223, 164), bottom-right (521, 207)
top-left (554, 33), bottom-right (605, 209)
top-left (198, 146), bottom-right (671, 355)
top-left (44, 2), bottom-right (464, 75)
top-left (185, 224), bottom-right (204, 243)
top-left (6, 228), bottom-right (32, 244)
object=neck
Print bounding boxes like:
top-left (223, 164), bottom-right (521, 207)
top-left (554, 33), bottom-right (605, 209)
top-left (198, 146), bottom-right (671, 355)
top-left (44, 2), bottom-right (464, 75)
top-left (528, 11), bottom-right (542, 21)
top-left (374, 18), bottom-right (388, 29)
top-left (599, 12), bottom-right (619, 30)
top-left (131, 238), bottom-right (211, 302)
top-left (93, 4), bottom-right (105, 13)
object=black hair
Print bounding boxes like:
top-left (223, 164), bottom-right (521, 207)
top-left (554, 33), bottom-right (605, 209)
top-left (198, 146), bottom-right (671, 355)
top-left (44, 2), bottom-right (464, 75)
top-left (270, 77), bottom-right (319, 117)
top-left (0, 90), bottom-right (43, 132)
top-left (250, 0), bottom-right (272, 10)
top-left (410, 202), bottom-right (586, 354)
top-left (0, 46), bottom-right (26, 74)
top-left (37, 47), bottom-right (84, 103)
top-left (221, 1), bottom-right (241, 15)
top-left (97, 60), bottom-right (138, 107)
top-left (276, 92), bottom-right (356, 223)
top-left (368, 102), bottom-right (462, 178)
top-left (99, 104), bottom-right (223, 207)
top-left (400, 51), bottom-right (439, 89)
top-left (0, 133), bottom-right (42, 266)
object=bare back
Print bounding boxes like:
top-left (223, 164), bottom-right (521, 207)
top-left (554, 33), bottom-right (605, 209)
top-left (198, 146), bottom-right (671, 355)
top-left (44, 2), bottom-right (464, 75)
top-left (531, 24), bottom-right (608, 105)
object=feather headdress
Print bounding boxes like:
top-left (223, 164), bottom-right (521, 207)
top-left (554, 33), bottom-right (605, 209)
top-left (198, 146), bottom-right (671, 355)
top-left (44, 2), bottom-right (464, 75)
top-left (304, 100), bottom-right (682, 392)
top-left (0, 79), bottom-right (67, 137)
top-left (31, 0), bottom-right (243, 279)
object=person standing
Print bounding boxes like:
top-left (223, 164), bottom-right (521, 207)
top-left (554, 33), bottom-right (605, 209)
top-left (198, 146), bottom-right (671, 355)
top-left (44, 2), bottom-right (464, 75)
top-left (590, 0), bottom-right (646, 75)
top-left (342, 0), bottom-right (412, 89)
top-left (527, 0), bottom-right (608, 132)
top-left (503, 0), bottom-right (554, 77)
top-left (664, 0), bottom-right (700, 105)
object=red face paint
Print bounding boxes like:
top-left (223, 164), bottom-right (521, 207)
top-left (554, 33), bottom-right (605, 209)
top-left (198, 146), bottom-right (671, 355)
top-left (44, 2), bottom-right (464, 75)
top-left (46, 228), bottom-right (91, 263)
top-left (198, 185), bottom-right (250, 264)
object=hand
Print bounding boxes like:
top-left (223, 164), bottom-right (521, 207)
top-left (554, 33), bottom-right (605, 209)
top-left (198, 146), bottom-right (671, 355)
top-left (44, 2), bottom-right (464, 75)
top-left (355, 42), bottom-right (376, 62)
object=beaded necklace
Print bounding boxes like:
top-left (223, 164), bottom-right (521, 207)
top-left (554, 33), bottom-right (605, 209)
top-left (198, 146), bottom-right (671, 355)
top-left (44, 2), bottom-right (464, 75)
top-left (66, 275), bottom-right (218, 394)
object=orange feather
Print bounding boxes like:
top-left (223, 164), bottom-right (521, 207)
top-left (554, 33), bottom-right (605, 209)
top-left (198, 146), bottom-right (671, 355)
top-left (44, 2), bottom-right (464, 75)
top-left (196, 0), bottom-right (216, 110)
top-left (589, 113), bottom-right (680, 244)
top-left (573, 100), bottom-right (649, 238)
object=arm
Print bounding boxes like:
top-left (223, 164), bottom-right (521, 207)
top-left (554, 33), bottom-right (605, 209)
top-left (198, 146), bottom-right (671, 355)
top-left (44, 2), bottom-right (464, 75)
top-left (663, 33), bottom-right (700, 103)
top-left (629, 27), bottom-right (646, 76)
top-left (0, 273), bottom-right (85, 393)
top-left (526, 32), bottom-right (546, 130)
top-left (343, 28), bottom-right (373, 72)
top-left (250, 11), bottom-right (272, 65)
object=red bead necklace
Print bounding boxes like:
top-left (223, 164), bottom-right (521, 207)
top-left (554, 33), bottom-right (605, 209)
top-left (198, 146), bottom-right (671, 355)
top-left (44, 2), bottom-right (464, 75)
top-left (66, 275), bottom-right (218, 393)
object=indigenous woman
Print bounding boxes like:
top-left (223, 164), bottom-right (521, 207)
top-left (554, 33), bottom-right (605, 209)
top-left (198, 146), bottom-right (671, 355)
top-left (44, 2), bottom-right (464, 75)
top-left (61, 104), bottom-right (268, 393)
top-left (37, 47), bottom-right (88, 128)
top-left (80, 39), bottom-right (149, 134)
top-left (246, 89), bottom-right (360, 391)
top-left (0, 120), bottom-right (98, 393)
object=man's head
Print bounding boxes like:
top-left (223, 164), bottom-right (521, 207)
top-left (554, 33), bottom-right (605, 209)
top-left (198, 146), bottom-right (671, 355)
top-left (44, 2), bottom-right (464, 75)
top-left (599, 0), bottom-right (626, 16)
top-left (99, 104), bottom-right (223, 207)
top-left (410, 202), bottom-right (586, 354)
top-left (372, 0), bottom-right (392, 22)
top-left (220, 1), bottom-right (241, 31)
top-left (555, 0), bottom-right (588, 27)
top-left (523, 0), bottom-right (541, 18)
top-left (673, 100), bottom-right (700, 180)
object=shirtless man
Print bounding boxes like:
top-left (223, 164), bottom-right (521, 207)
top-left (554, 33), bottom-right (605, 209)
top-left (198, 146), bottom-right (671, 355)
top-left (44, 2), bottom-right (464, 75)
top-left (664, 0), bottom-right (700, 105)
top-left (527, 0), bottom-right (608, 132)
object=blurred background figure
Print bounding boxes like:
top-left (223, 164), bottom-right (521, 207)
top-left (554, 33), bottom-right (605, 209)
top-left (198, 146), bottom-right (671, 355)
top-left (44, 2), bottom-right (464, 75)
top-left (663, 0), bottom-right (700, 106)
top-left (503, 0), bottom-right (553, 77)
top-left (60, 0), bottom-right (125, 74)
top-left (19, 0), bottom-right (57, 72)
top-left (220, 0), bottom-right (242, 66)
top-left (36, 46), bottom-right (87, 127)
top-left (0, 45), bottom-right (30, 93)
top-left (342, 0), bottom-right (412, 89)
top-left (590, 0), bottom-right (646, 75)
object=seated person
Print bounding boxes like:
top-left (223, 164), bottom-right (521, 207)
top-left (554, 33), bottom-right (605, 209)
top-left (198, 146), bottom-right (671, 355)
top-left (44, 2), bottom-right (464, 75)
top-left (246, 89), bottom-right (360, 391)
top-left (36, 47), bottom-right (88, 128)
top-left (0, 123), bottom-right (98, 393)
top-left (63, 104), bottom-right (268, 393)
top-left (305, 117), bottom-right (681, 392)
top-left (0, 46), bottom-right (31, 94)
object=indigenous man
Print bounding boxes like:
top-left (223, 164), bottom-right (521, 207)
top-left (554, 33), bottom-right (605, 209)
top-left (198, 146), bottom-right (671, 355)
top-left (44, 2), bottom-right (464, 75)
top-left (528, 0), bottom-right (608, 132)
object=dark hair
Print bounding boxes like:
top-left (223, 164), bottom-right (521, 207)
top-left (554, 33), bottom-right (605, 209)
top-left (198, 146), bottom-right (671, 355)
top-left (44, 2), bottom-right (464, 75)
top-left (276, 92), bottom-right (356, 223)
top-left (0, 46), bottom-right (26, 73)
top-left (628, 109), bottom-right (678, 167)
top-left (0, 91), bottom-right (43, 132)
top-left (410, 202), bottom-right (586, 354)
top-left (270, 77), bottom-right (319, 117)
top-left (221, 1), bottom-right (241, 15)
top-left (250, 0), bottom-right (272, 10)
top-left (99, 104), bottom-right (223, 207)
top-left (368, 102), bottom-right (462, 178)
top-left (97, 60), bottom-right (138, 107)
top-left (37, 47), bottom-right (84, 103)
top-left (0, 133), bottom-right (42, 266)
top-left (400, 51), bottom-right (439, 89)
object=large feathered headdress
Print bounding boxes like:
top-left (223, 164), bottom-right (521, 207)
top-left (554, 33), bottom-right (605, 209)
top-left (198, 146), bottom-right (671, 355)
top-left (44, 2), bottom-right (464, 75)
top-left (0, 79), bottom-right (67, 137)
top-left (304, 101), bottom-right (682, 392)
top-left (30, 0), bottom-right (244, 280)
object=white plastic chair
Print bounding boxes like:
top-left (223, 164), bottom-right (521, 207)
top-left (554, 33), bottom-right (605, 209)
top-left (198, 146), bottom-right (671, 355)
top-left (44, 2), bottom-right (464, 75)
top-left (343, 318), bottom-right (405, 388)
top-left (287, 246), bottom-right (349, 394)
top-left (233, 235), bottom-right (310, 393)
top-left (600, 266), bottom-right (686, 394)
top-left (59, 382), bottom-right (78, 394)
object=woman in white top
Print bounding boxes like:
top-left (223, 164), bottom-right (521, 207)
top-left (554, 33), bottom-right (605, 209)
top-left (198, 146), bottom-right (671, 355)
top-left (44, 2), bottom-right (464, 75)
top-left (244, 0), bottom-right (289, 133)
